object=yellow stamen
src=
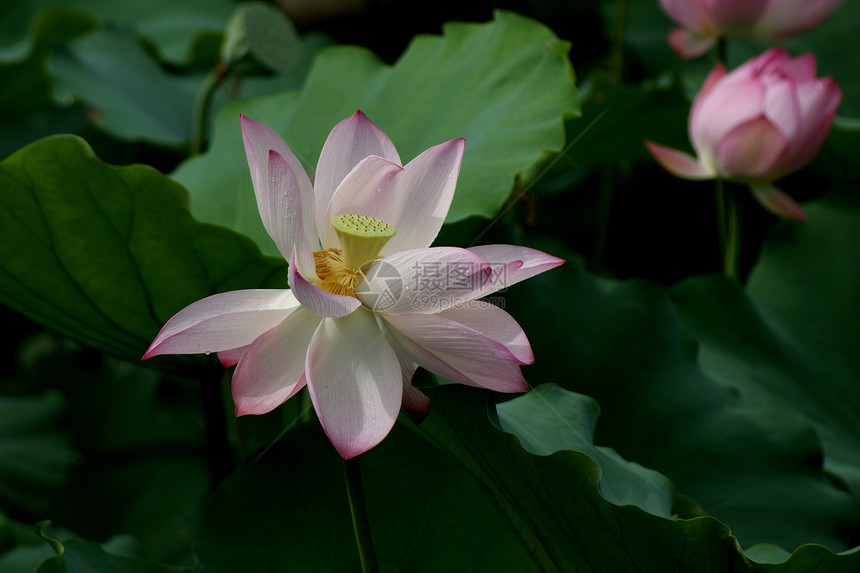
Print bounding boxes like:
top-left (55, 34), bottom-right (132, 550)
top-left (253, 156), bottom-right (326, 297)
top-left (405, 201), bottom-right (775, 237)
top-left (313, 249), bottom-right (363, 296)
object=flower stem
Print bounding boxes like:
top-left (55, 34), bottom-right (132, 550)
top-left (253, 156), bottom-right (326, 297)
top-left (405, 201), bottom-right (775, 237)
top-left (712, 37), bottom-right (739, 277)
top-left (190, 63), bottom-right (227, 156)
top-left (715, 178), bottom-right (740, 278)
top-left (344, 457), bottom-right (378, 573)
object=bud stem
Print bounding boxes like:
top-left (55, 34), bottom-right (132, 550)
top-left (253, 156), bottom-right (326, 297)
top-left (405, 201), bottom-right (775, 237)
top-left (716, 178), bottom-right (740, 279)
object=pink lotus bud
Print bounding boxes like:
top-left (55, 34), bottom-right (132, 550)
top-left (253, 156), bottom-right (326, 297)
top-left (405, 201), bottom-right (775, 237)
top-left (659, 0), bottom-right (845, 58)
top-left (646, 48), bottom-right (841, 219)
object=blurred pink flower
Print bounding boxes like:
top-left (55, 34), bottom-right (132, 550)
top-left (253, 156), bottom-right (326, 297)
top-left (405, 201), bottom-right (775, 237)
top-left (144, 111), bottom-right (563, 458)
top-left (646, 48), bottom-right (841, 219)
top-left (659, 0), bottom-right (845, 58)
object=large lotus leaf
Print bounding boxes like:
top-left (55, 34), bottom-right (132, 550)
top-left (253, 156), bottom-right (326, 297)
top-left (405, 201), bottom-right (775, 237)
top-left (172, 10), bottom-right (579, 257)
top-left (47, 26), bottom-right (199, 145)
top-left (193, 417), bottom-right (532, 572)
top-left (45, 25), bottom-right (330, 146)
top-left (421, 383), bottom-right (860, 571)
top-left (0, 7), bottom-right (95, 114)
top-left (494, 384), bottom-right (674, 517)
top-left (0, 135), bottom-right (285, 367)
top-left (1, 0), bottom-right (233, 65)
top-left (670, 197), bottom-right (860, 503)
top-left (494, 238), bottom-right (857, 553)
top-left (47, 26), bottom-right (198, 145)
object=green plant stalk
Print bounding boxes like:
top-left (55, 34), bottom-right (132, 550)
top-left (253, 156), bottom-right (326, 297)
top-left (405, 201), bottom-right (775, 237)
top-left (190, 65), bottom-right (225, 156)
top-left (344, 457), bottom-right (379, 573)
top-left (715, 178), bottom-right (740, 278)
top-left (713, 38), bottom-right (740, 277)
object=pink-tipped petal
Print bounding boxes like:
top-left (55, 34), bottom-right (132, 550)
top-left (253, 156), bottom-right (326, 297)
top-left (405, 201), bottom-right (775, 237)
top-left (438, 302), bottom-right (534, 364)
top-left (667, 29), bottom-right (716, 59)
top-left (323, 155), bottom-right (403, 249)
top-left (315, 111), bottom-right (401, 237)
top-left (306, 309), bottom-right (402, 459)
top-left (645, 141), bottom-right (714, 180)
top-left (267, 150), bottom-right (315, 272)
top-left (386, 311), bottom-right (530, 366)
top-left (356, 247), bottom-right (492, 315)
top-left (377, 138), bottom-right (466, 254)
top-left (218, 346), bottom-right (249, 367)
top-left (143, 290), bottom-right (299, 359)
top-left (715, 117), bottom-right (787, 178)
top-left (383, 313), bottom-right (528, 393)
top-left (466, 245), bottom-right (564, 298)
top-left (778, 52), bottom-right (818, 82)
top-left (749, 183), bottom-right (808, 220)
top-left (288, 247), bottom-right (361, 318)
top-left (241, 115), bottom-right (318, 250)
top-left (232, 308), bottom-right (319, 415)
top-left (778, 79), bottom-right (842, 171)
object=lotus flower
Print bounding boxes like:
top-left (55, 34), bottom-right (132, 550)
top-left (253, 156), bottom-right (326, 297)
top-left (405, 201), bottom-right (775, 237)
top-left (144, 111), bottom-right (563, 458)
top-left (659, 0), bottom-right (845, 58)
top-left (646, 48), bottom-right (841, 220)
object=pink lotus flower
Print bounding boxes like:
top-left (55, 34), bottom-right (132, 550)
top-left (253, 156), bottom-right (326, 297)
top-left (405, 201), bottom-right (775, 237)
top-left (659, 0), bottom-right (845, 58)
top-left (144, 111), bottom-right (563, 458)
top-left (646, 48), bottom-right (841, 220)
